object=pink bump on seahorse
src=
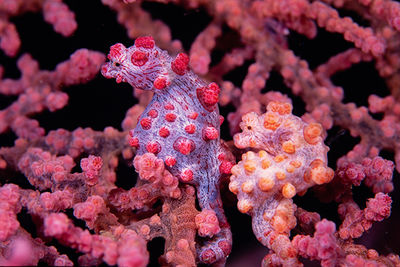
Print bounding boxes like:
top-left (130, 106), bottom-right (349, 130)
top-left (101, 36), bottom-right (234, 265)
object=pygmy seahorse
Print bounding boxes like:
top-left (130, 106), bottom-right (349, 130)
top-left (101, 36), bottom-right (233, 265)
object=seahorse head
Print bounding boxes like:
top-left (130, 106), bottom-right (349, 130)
top-left (101, 36), bottom-right (169, 91)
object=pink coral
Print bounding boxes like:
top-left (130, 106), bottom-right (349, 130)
top-left (44, 213), bottom-right (148, 266)
top-left (109, 153), bottom-right (181, 210)
top-left (195, 209), bottom-right (221, 238)
top-left (338, 193), bottom-right (392, 239)
top-left (73, 195), bottom-right (107, 229)
top-left (292, 219), bottom-right (343, 266)
top-left (0, 184), bottom-right (21, 242)
top-left (80, 155), bottom-right (103, 185)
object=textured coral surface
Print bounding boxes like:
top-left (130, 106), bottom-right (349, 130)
top-left (1, 0), bottom-right (400, 266)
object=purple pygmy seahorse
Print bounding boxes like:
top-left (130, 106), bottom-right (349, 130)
top-left (101, 36), bottom-right (233, 265)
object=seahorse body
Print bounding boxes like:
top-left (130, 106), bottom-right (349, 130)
top-left (102, 36), bottom-right (233, 264)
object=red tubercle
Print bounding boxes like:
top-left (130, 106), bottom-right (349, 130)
top-left (116, 74), bottom-right (124, 83)
top-left (185, 124), bottom-right (196, 134)
top-left (101, 64), bottom-right (110, 77)
top-left (218, 240), bottom-right (232, 256)
top-left (203, 126), bottom-right (219, 140)
top-left (108, 43), bottom-right (126, 61)
top-left (165, 113), bottom-right (177, 122)
top-left (165, 156), bottom-right (176, 167)
top-left (164, 103), bottom-right (175, 110)
top-left (219, 161), bottom-right (233, 174)
top-left (148, 109), bottom-right (158, 118)
top-left (134, 36), bottom-right (155, 49)
top-left (129, 137), bottom-right (139, 148)
top-left (153, 76), bottom-right (168, 90)
top-left (152, 101), bottom-right (161, 109)
top-left (219, 115), bottom-right (224, 125)
top-left (146, 141), bottom-right (161, 154)
top-left (173, 137), bottom-right (195, 155)
top-left (188, 112), bottom-right (198, 120)
top-left (200, 249), bottom-right (217, 264)
top-left (204, 83), bottom-right (220, 106)
top-left (181, 169), bottom-right (194, 182)
top-left (171, 53), bottom-right (189, 75)
top-left (197, 82), bottom-right (220, 112)
top-left (131, 51), bottom-right (148, 66)
top-left (159, 127), bottom-right (170, 138)
top-left (140, 118), bottom-right (152, 130)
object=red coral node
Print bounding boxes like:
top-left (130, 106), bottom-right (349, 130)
top-left (165, 113), bottom-right (177, 122)
top-left (134, 36), bottom-right (155, 49)
top-left (165, 156), bottom-right (177, 167)
top-left (219, 115), bottom-right (224, 125)
top-left (146, 141), bottom-right (161, 154)
top-left (131, 51), bottom-right (148, 67)
top-left (140, 118), bottom-right (152, 130)
top-left (203, 126), bottom-right (219, 140)
top-left (147, 109), bottom-right (158, 118)
top-left (159, 127), bottom-right (170, 138)
top-left (173, 137), bottom-right (195, 155)
top-left (200, 249), bottom-right (217, 264)
top-left (181, 169), bottom-right (194, 182)
top-left (188, 112), bottom-right (198, 120)
top-left (129, 137), bottom-right (139, 148)
top-left (153, 76), bottom-right (167, 89)
top-left (184, 124), bottom-right (196, 134)
top-left (218, 240), bottom-right (232, 256)
top-left (197, 83), bottom-right (220, 112)
top-left (164, 103), bottom-right (174, 110)
top-left (171, 53), bottom-right (189, 75)
top-left (108, 43), bottom-right (126, 61)
top-left (219, 161), bottom-right (233, 174)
